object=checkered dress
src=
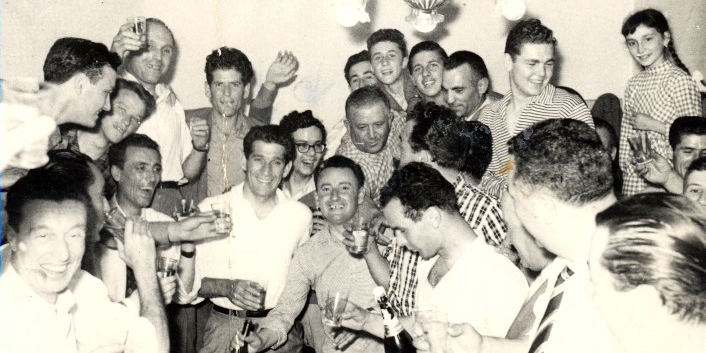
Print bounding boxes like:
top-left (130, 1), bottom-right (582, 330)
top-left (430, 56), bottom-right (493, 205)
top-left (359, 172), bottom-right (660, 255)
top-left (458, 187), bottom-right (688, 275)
top-left (335, 110), bottom-right (405, 206)
top-left (619, 61), bottom-right (702, 196)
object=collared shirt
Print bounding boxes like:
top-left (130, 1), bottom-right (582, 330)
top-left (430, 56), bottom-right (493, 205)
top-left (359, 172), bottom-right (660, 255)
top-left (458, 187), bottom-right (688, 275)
top-left (259, 226), bottom-right (383, 353)
top-left (0, 246), bottom-right (157, 353)
top-left (57, 128), bottom-right (117, 197)
top-left (378, 72), bottom-right (422, 115)
top-left (179, 183), bottom-right (311, 309)
top-left (619, 60), bottom-right (702, 196)
top-left (206, 110), bottom-right (256, 196)
top-left (478, 84), bottom-right (594, 198)
top-left (123, 72), bottom-right (193, 182)
top-left (416, 239), bottom-right (528, 336)
top-left (466, 92), bottom-right (502, 122)
top-left (324, 117), bottom-right (348, 160)
top-left (336, 110), bottom-right (404, 206)
top-left (281, 177), bottom-right (316, 202)
top-left (385, 175), bottom-right (509, 317)
top-left (513, 257), bottom-right (620, 353)
top-left (453, 174), bottom-right (507, 246)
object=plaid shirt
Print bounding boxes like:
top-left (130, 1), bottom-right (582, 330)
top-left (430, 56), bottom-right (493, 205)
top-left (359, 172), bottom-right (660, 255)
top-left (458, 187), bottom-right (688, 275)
top-left (619, 61), bottom-right (702, 196)
top-left (336, 110), bottom-right (405, 206)
top-left (454, 174), bottom-right (507, 246)
top-left (478, 84), bottom-right (593, 199)
top-left (384, 174), bottom-right (510, 316)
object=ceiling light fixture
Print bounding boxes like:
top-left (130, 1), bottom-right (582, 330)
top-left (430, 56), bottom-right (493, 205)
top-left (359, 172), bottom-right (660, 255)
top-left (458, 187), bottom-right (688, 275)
top-left (332, 0), bottom-right (371, 27)
top-left (403, 0), bottom-right (448, 33)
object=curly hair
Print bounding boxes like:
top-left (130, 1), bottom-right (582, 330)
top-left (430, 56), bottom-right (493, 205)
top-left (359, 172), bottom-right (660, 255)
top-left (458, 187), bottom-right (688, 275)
top-left (508, 119), bottom-right (613, 205)
top-left (668, 116), bottom-right (706, 149)
top-left (344, 50), bottom-right (371, 84)
top-left (409, 41), bottom-right (448, 74)
top-left (504, 18), bottom-right (557, 60)
top-left (43, 37), bottom-right (121, 84)
top-left (367, 28), bottom-right (407, 57)
top-left (622, 8), bottom-right (690, 74)
top-left (596, 193), bottom-right (706, 324)
top-left (279, 110), bottom-right (327, 143)
top-left (243, 124), bottom-right (295, 164)
top-left (205, 46), bottom-right (254, 85)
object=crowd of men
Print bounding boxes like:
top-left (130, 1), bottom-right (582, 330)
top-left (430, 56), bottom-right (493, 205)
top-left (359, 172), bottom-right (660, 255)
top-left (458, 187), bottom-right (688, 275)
top-left (1, 10), bottom-right (706, 353)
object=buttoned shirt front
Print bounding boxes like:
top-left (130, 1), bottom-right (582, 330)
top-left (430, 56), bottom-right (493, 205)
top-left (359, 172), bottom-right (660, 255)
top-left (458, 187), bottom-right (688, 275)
top-left (179, 183), bottom-right (311, 309)
top-left (123, 72), bottom-right (193, 182)
top-left (0, 246), bottom-right (157, 353)
top-left (205, 110), bottom-right (257, 196)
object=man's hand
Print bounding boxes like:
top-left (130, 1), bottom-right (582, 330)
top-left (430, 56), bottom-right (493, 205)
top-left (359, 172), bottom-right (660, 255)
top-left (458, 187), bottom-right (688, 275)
top-left (339, 301), bottom-right (370, 331)
top-left (369, 213), bottom-right (393, 246)
top-left (188, 117), bottom-right (210, 151)
top-left (263, 51), bottom-right (298, 90)
top-left (412, 322), bottom-right (483, 353)
top-left (239, 328), bottom-right (276, 353)
top-left (158, 275), bottom-right (177, 305)
top-left (111, 22), bottom-right (144, 60)
top-left (1, 103), bottom-right (56, 170)
top-left (117, 218), bottom-right (157, 273)
top-left (311, 209), bottom-right (327, 235)
top-left (176, 212), bottom-right (219, 241)
top-left (226, 279), bottom-right (266, 311)
top-left (636, 150), bottom-right (673, 185)
top-left (629, 112), bottom-right (658, 132)
top-left (332, 328), bottom-right (358, 350)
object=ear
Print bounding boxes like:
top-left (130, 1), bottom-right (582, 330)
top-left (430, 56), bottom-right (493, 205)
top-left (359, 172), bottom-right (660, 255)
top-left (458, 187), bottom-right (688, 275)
top-left (504, 53), bottom-right (514, 73)
top-left (663, 31), bottom-right (671, 47)
top-left (610, 146), bottom-right (617, 161)
top-left (477, 77), bottom-right (489, 96)
top-left (74, 73), bottom-right (89, 96)
top-left (344, 119), bottom-right (350, 132)
top-left (282, 161), bottom-right (293, 178)
top-left (111, 165), bottom-right (123, 183)
top-left (535, 193), bottom-right (558, 227)
top-left (420, 150), bottom-right (433, 163)
top-left (204, 81), bottom-right (212, 99)
top-left (423, 207), bottom-right (442, 229)
top-left (357, 187), bottom-right (365, 205)
top-left (243, 82), bottom-right (251, 100)
top-left (402, 56), bottom-right (409, 70)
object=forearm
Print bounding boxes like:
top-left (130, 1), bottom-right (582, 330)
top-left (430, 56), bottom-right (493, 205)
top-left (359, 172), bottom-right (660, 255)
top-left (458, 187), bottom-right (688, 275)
top-left (181, 150), bottom-right (207, 181)
top-left (133, 263), bottom-right (169, 353)
top-left (250, 84), bottom-right (276, 125)
top-left (198, 277), bottom-right (233, 298)
top-left (363, 248), bottom-right (391, 289)
top-left (643, 115), bottom-right (668, 135)
top-left (661, 170), bottom-right (684, 194)
top-left (178, 243), bottom-right (195, 292)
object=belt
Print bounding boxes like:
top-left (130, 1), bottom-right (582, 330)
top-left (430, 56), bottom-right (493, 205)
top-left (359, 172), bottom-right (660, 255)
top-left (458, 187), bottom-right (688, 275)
top-left (212, 305), bottom-right (271, 318)
top-left (158, 181), bottom-right (180, 189)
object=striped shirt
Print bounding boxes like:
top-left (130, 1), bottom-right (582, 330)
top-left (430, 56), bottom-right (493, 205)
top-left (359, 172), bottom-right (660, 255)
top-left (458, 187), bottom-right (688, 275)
top-left (478, 84), bottom-right (593, 198)
top-left (618, 60), bottom-right (702, 196)
top-left (336, 110), bottom-right (405, 206)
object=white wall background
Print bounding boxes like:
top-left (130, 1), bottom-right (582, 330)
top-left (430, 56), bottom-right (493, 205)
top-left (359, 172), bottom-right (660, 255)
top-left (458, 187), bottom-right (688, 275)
top-left (2, 0), bottom-right (704, 131)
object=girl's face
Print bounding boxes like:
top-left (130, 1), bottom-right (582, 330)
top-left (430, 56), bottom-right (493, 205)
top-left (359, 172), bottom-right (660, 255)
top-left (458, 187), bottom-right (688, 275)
top-left (625, 24), bottom-right (669, 69)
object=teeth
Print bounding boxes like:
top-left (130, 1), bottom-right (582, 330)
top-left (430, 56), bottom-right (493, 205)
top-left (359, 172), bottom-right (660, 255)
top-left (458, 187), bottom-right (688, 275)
top-left (42, 265), bottom-right (67, 275)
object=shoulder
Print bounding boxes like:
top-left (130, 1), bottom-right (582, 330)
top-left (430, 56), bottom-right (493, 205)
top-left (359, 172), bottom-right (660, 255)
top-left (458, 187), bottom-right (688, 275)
top-left (664, 67), bottom-right (698, 88)
top-left (143, 208), bottom-right (175, 222)
top-left (185, 107), bottom-right (212, 120)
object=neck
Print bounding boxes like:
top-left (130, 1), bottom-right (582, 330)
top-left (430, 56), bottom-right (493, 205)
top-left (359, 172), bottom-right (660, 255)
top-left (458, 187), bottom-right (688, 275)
top-left (285, 172), bottom-right (312, 195)
top-left (635, 319), bottom-right (706, 353)
top-left (212, 109), bottom-right (241, 123)
top-left (328, 222), bottom-right (347, 242)
top-left (385, 76), bottom-right (405, 96)
top-left (48, 87), bottom-right (75, 125)
top-left (560, 195), bottom-right (616, 262)
top-left (243, 182), bottom-right (278, 210)
top-left (115, 193), bottom-right (142, 217)
top-left (436, 215), bottom-right (476, 261)
top-left (77, 130), bottom-right (111, 160)
top-left (127, 68), bottom-right (157, 95)
top-left (423, 92), bottom-right (446, 106)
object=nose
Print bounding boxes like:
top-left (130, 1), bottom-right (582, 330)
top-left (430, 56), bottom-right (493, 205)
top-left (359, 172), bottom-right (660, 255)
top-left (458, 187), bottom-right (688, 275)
top-left (535, 64), bottom-right (546, 78)
top-left (145, 169), bottom-right (157, 183)
top-left (330, 189), bottom-right (341, 201)
top-left (103, 95), bottom-right (111, 111)
top-left (263, 162), bottom-right (273, 176)
top-left (54, 238), bottom-right (71, 263)
top-left (445, 91), bottom-right (454, 105)
top-left (367, 126), bottom-right (376, 140)
top-left (699, 193), bottom-right (706, 206)
top-left (423, 66), bottom-right (431, 77)
top-left (381, 56), bottom-right (390, 66)
top-left (223, 84), bottom-right (232, 97)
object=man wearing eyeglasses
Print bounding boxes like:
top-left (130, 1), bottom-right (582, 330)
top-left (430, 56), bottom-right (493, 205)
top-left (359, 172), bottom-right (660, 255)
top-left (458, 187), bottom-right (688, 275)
top-left (336, 86), bottom-right (404, 207)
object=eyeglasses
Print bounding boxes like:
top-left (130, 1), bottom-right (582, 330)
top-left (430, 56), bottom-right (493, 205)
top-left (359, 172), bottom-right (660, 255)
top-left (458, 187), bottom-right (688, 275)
top-left (295, 142), bottom-right (326, 154)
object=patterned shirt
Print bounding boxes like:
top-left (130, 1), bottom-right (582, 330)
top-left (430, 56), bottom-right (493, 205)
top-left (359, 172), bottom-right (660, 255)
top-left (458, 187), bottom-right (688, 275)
top-left (336, 110), bottom-right (405, 205)
top-left (385, 173), bottom-right (510, 317)
top-left (478, 84), bottom-right (594, 199)
top-left (619, 60), bottom-right (702, 196)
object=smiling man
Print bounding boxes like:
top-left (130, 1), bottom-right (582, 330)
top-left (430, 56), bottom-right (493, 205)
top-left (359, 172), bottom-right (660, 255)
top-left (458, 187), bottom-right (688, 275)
top-left (180, 125), bottom-right (311, 353)
top-left (367, 29), bottom-right (421, 114)
top-left (442, 50), bottom-right (503, 121)
top-left (478, 18), bottom-right (593, 198)
top-left (336, 86), bottom-right (404, 205)
top-left (409, 41), bottom-right (448, 108)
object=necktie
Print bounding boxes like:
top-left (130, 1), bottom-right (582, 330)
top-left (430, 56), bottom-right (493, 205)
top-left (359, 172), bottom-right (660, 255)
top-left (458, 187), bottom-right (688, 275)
top-left (528, 266), bottom-right (574, 353)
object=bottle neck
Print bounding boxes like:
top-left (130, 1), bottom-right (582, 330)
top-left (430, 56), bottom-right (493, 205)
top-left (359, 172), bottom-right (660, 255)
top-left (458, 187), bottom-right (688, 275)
top-left (381, 307), bottom-right (404, 337)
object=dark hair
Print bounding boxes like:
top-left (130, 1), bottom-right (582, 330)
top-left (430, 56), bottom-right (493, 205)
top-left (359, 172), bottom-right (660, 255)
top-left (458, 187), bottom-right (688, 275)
top-left (685, 156), bottom-right (706, 181)
top-left (407, 103), bottom-right (492, 180)
top-left (344, 50), bottom-right (371, 84)
top-left (444, 50), bottom-right (489, 80)
top-left (43, 37), bottom-right (121, 84)
top-left (7, 150), bottom-right (94, 233)
top-left (243, 124), bottom-right (296, 164)
top-left (205, 46), bottom-right (254, 85)
top-left (594, 118), bottom-right (624, 197)
top-left (380, 162), bottom-right (458, 221)
top-left (508, 119), bottom-right (614, 205)
top-left (101, 78), bottom-right (156, 121)
top-left (596, 193), bottom-right (706, 324)
top-left (367, 28), bottom-right (407, 57)
top-left (108, 133), bottom-right (161, 169)
top-left (668, 116), bottom-right (706, 149)
top-left (314, 155), bottom-right (366, 190)
top-left (504, 18), bottom-right (557, 60)
top-left (408, 41), bottom-right (448, 74)
top-left (621, 8), bottom-right (690, 74)
top-left (345, 85), bottom-right (390, 119)
top-left (279, 110), bottom-right (327, 144)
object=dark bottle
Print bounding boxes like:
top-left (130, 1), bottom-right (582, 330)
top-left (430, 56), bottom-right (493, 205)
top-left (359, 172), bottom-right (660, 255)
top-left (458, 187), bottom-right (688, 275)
top-left (231, 319), bottom-right (253, 353)
top-left (373, 286), bottom-right (417, 353)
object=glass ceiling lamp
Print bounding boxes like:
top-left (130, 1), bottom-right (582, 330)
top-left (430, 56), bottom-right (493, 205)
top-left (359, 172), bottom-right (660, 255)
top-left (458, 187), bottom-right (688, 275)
top-left (495, 0), bottom-right (526, 21)
top-left (403, 0), bottom-right (448, 33)
top-left (331, 0), bottom-right (371, 27)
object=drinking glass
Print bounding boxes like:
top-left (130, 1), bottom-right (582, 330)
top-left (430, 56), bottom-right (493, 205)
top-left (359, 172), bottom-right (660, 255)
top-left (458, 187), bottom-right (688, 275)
top-left (628, 131), bottom-right (653, 165)
top-left (103, 207), bottom-right (127, 242)
top-left (174, 198), bottom-right (196, 221)
top-left (414, 309), bottom-right (449, 353)
top-left (350, 215), bottom-right (369, 254)
top-left (322, 290), bottom-right (349, 328)
top-left (127, 16), bottom-right (146, 35)
top-left (157, 256), bottom-right (178, 278)
top-left (211, 201), bottom-right (231, 235)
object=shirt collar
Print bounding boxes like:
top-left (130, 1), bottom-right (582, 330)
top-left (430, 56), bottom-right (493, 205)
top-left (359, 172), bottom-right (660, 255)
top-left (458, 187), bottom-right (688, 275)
top-left (644, 60), bottom-right (672, 74)
top-left (121, 71), bottom-right (172, 103)
top-left (493, 83), bottom-right (556, 112)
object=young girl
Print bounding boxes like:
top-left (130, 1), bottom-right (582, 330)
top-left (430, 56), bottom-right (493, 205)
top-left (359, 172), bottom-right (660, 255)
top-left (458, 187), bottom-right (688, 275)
top-left (618, 8), bottom-right (702, 196)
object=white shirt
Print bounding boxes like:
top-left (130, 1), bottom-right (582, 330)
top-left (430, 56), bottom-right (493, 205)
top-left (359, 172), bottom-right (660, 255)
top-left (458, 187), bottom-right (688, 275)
top-left (526, 258), bottom-right (620, 353)
top-left (416, 239), bottom-right (528, 337)
top-left (124, 72), bottom-right (193, 182)
top-left (179, 183), bottom-right (311, 309)
top-left (281, 177), bottom-right (316, 201)
top-left (0, 246), bottom-right (157, 353)
top-left (324, 117), bottom-right (347, 160)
